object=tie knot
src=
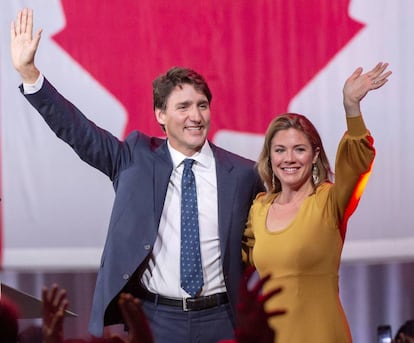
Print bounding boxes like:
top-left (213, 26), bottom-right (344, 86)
top-left (183, 158), bottom-right (195, 170)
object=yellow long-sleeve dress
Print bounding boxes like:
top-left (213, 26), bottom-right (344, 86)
top-left (242, 116), bottom-right (375, 343)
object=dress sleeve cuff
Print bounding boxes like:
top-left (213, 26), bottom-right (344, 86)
top-left (22, 74), bottom-right (44, 94)
top-left (346, 115), bottom-right (368, 137)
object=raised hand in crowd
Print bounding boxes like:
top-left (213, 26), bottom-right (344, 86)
top-left (42, 284), bottom-right (69, 343)
top-left (219, 266), bottom-right (286, 343)
top-left (235, 267), bottom-right (285, 343)
top-left (117, 293), bottom-right (154, 343)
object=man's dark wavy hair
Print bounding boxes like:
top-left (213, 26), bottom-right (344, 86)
top-left (152, 66), bottom-right (212, 111)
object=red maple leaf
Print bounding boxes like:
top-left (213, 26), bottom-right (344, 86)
top-left (52, 0), bottom-right (363, 139)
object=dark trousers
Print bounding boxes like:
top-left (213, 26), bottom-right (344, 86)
top-left (141, 300), bottom-right (235, 343)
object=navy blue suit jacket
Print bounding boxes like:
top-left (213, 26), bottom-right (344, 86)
top-left (22, 78), bottom-right (264, 336)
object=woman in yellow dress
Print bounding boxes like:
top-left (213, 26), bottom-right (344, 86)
top-left (242, 62), bottom-right (391, 343)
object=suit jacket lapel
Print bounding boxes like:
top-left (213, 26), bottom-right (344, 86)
top-left (152, 141), bottom-right (238, 251)
top-left (153, 142), bottom-right (173, 228)
top-left (211, 144), bottom-right (237, 253)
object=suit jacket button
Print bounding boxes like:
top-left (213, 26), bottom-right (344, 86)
top-left (144, 244), bottom-right (151, 250)
top-left (122, 273), bottom-right (130, 280)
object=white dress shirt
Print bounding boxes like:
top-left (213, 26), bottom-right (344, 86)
top-left (141, 140), bottom-right (226, 297)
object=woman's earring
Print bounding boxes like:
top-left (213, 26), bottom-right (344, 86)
top-left (272, 173), bottom-right (276, 190)
top-left (312, 163), bottom-right (320, 185)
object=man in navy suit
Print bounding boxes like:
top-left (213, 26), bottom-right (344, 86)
top-left (11, 9), bottom-right (264, 342)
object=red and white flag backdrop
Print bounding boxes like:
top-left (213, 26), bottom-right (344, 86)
top-left (0, 0), bottom-right (413, 269)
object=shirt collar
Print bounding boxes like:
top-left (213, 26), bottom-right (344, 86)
top-left (167, 140), bottom-right (214, 169)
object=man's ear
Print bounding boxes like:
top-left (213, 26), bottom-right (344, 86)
top-left (154, 108), bottom-right (165, 126)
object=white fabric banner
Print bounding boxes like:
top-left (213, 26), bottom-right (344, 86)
top-left (1, 0), bottom-right (413, 269)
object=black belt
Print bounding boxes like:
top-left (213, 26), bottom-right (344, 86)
top-left (142, 291), bottom-right (228, 311)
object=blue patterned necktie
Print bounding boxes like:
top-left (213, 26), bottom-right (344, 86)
top-left (180, 158), bottom-right (204, 297)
